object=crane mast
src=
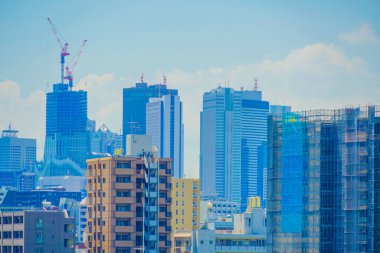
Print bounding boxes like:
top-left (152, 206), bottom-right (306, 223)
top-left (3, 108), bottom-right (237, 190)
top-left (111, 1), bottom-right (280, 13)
top-left (47, 17), bottom-right (70, 84)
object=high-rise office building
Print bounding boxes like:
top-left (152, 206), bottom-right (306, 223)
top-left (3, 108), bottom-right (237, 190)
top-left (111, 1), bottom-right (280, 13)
top-left (44, 83), bottom-right (88, 174)
top-left (171, 178), bottom-right (200, 231)
top-left (122, 80), bottom-right (178, 153)
top-left (200, 87), bottom-right (269, 210)
top-left (267, 105), bottom-right (380, 253)
top-left (146, 95), bottom-right (184, 178)
top-left (0, 126), bottom-right (36, 187)
top-left (85, 135), bottom-right (172, 253)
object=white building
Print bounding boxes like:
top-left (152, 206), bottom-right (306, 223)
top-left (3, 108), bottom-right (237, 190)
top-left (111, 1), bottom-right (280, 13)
top-left (146, 94), bottom-right (184, 178)
top-left (173, 208), bottom-right (266, 253)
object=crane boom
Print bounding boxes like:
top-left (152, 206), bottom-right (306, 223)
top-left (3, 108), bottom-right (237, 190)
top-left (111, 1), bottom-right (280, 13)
top-left (65, 40), bottom-right (87, 89)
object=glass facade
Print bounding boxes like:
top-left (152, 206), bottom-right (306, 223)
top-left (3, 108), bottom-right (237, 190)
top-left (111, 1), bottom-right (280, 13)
top-left (267, 105), bottom-right (380, 253)
top-left (44, 83), bottom-right (87, 171)
top-left (0, 129), bottom-right (36, 187)
top-left (122, 82), bottom-right (178, 153)
top-left (200, 87), bottom-right (268, 211)
top-left (146, 95), bottom-right (184, 178)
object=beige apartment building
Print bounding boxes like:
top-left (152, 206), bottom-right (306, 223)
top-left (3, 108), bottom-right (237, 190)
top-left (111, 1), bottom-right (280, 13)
top-left (171, 178), bottom-right (200, 231)
top-left (85, 155), bottom-right (172, 253)
top-left (0, 209), bottom-right (75, 253)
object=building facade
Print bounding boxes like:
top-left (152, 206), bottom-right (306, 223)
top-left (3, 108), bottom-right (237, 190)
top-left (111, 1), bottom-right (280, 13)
top-left (200, 87), bottom-right (269, 210)
top-left (59, 197), bottom-right (87, 244)
top-left (44, 83), bottom-right (88, 173)
top-left (171, 178), bottom-right (200, 231)
top-left (0, 127), bottom-right (36, 188)
top-left (122, 81), bottom-right (178, 153)
top-left (85, 152), bottom-right (172, 252)
top-left (146, 95), bottom-right (184, 178)
top-left (267, 105), bottom-right (380, 253)
top-left (0, 209), bottom-right (75, 252)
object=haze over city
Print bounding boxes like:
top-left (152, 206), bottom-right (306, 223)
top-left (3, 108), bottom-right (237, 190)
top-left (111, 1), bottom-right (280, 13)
top-left (1, 0), bottom-right (379, 179)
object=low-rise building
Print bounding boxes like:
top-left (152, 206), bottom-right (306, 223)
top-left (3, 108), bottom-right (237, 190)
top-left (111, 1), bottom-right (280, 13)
top-left (59, 197), bottom-right (87, 244)
top-left (200, 199), bottom-right (239, 226)
top-left (0, 209), bottom-right (75, 252)
top-left (171, 178), bottom-right (200, 231)
top-left (173, 208), bottom-right (266, 253)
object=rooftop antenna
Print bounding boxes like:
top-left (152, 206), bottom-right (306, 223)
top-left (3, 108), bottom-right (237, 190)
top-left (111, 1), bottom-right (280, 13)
top-left (254, 78), bottom-right (258, 91)
top-left (163, 73), bottom-right (167, 85)
top-left (140, 73), bottom-right (144, 83)
top-left (9, 122), bottom-right (11, 130)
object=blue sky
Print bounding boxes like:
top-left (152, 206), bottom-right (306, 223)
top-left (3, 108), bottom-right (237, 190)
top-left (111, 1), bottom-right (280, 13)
top-left (1, 1), bottom-right (380, 177)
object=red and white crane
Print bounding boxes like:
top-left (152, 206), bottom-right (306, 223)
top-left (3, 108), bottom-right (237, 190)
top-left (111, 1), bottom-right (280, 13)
top-left (47, 17), bottom-right (70, 84)
top-left (65, 39), bottom-right (87, 89)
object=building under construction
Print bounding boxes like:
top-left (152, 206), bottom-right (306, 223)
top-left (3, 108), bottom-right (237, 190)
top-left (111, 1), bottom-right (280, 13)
top-left (267, 105), bottom-right (380, 253)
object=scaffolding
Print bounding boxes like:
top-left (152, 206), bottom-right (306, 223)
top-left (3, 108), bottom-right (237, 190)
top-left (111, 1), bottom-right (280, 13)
top-left (267, 105), bottom-right (380, 253)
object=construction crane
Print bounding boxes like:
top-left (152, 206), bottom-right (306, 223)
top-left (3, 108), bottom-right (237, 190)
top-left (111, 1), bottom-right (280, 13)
top-left (65, 40), bottom-right (87, 89)
top-left (47, 17), bottom-right (70, 84)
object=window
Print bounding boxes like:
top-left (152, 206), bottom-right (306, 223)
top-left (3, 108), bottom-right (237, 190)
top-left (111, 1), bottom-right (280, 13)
top-left (3, 216), bottom-right (12, 224)
top-left (116, 248), bottom-right (130, 253)
top-left (116, 190), bottom-right (131, 197)
top-left (116, 162), bottom-right (131, 169)
top-left (13, 231), bottom-right (23, 239)
top-left (13, 246), bottom-right (23, 253)
top-left (13, 216), bottom-right (23, 224)
top-left (36, 218), bottom-right (43, 229)
top-left (116, 219), bottom-right (131, 226)
top-left (36, 233), bottom-right (43, 243)
top-left (116, 233), bottom-right (131, 241)
top-left (116, 205), bottom-right (131, 212)
top-left (3, 231), bottom-right (12, 239)
top-left (116, 177), bottom-right (131, 183)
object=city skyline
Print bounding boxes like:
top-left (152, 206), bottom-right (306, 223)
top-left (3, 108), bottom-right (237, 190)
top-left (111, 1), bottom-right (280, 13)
top-left (1, 1), bottom-right (380, 178)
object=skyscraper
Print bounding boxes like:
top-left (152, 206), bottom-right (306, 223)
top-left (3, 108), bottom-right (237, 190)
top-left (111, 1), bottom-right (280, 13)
top-left (44, 83), bottom-right (88, 174)
top-left (0, 126), bottom-right (36, 187)
top-left (146, 94), bottom-right (184, 178)
top-left (122, 80), bottom-right (178, 153)
top-left (200, 86), bottom-right (269, 210)
top-left (267, 105), bottom-right (380, 253)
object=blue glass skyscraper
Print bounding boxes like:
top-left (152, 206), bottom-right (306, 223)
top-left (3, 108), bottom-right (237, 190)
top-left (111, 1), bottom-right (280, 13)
top-left (44, 83), bottom-right (88, 174)
top-left (146, 94), bottom-right (184, 178)
top-left (200, 86), bottom-right (269, 210)
top-left (122, 81), bottom-right (178, 153)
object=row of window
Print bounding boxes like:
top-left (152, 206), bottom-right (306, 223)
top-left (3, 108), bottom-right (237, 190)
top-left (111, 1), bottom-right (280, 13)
top-left (0, 231), bottom-right (23, 239)
top-left (1, 246), bottom-right (23, 253)
top-left (0, 216), bottom-right (23, 224)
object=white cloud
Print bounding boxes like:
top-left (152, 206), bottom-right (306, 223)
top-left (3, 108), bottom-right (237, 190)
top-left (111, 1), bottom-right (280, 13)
top-left (1, 43), bottom-right (379, 178)
top-left (339, 24), bottom-right (380, 44)
top-left (0, 80), bottom-right (45, 159)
